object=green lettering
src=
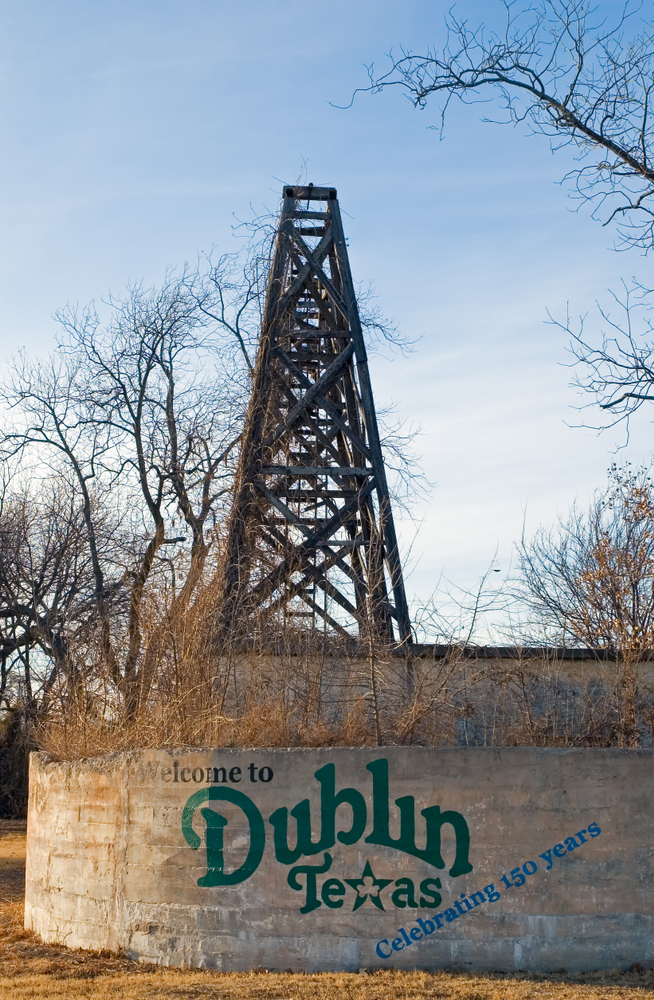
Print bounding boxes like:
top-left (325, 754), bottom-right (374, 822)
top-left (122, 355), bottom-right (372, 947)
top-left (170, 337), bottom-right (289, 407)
top-left (365, 758), bottom-right (473, 877)
top-left (288, 852), bottom-right (332, 913)
top-left (316, 764), bottom-right (367, 846)
top-left (269, 763), bottom-right (367, 864)
top-left (419, 877), bottom-right (442, 908)
top-left (181, 787), bottom-right (265, 887)
top-left (391, 877), bottom-right (418, 909)
top-left (200, 808), bottom-right (227, 883)
top-left (269, 799), bottom-right (313, 865)
top-left (321, 877), bottom-right (346, 909)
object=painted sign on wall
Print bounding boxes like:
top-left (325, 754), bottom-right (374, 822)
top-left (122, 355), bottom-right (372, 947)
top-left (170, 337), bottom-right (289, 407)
top-left (24, 747), bottom-right (654, 973)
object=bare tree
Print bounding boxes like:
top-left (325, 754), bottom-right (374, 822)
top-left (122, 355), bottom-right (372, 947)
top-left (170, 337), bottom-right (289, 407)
top-left (516, 463), bottom-right (654, 743)
top-left (0, 478), bottom-right (120, 717)
top-left (359, 0), bottom-right (654, 251)
top-left (0, 474), bottom-right (127, 815)
top-left (1, 262), bottom-right (253, 719)
top-left (412, 558), bottom-right (507, 647)
top-left (550, 278), bottom-right (654, 435)
top-left (518, 464), bottom-right (654, 650)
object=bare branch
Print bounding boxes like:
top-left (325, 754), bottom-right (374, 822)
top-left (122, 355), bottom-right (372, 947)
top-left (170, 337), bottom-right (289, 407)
top-left (356, 0), bottom-right (654, 251)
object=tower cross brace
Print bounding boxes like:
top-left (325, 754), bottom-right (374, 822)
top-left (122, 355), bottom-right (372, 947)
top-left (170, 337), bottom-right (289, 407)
top-left (218, 185), bottom-right (412, 644)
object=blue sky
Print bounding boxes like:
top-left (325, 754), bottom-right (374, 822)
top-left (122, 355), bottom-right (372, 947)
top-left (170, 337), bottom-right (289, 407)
top-left (1, 0), bottom-right (652, 629)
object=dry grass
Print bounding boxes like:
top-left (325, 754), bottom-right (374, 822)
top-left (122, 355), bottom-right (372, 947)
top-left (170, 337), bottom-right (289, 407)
top-left (36, 645), bottom-right (654, 765)
top-left (3, 823), bottom-right (654, 999)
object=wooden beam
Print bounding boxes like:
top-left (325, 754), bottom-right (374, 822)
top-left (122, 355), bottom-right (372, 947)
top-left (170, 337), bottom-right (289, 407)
top-left (261, 466), bottom-right (374, 477)
top-left (285, 186), bottom-right (337, 200)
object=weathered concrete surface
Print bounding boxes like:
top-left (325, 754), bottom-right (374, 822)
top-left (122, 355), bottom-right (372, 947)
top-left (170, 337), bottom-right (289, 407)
top-left (25, 748), bottom-right (654, 972)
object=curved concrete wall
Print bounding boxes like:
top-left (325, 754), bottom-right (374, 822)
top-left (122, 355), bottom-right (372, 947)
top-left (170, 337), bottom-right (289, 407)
top-left (25, 747), bottom-right (654, 972)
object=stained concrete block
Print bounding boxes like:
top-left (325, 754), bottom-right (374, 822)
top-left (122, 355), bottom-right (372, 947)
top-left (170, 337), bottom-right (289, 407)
top-left (24, 747), bottom-right (654, 972)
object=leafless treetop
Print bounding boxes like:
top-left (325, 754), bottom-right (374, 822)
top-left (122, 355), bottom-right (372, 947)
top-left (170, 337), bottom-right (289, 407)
top-left (359, 0), bottom-right (654, 251)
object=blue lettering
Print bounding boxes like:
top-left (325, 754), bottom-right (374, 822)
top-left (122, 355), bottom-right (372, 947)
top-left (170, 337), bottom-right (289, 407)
top-left (484, 883), bottom-right (500, 903)
top-left (376, 939), bottom-right (392, 958)
top-left (539, 849), bottom-right (553, 870)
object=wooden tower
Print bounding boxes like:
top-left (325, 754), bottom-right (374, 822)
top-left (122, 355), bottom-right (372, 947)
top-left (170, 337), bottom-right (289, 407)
top-left (217, 185), bottom-right (412, 645)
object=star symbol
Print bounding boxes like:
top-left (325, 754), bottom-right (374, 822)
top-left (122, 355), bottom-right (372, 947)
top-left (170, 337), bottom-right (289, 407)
top-left (345, 860), bottom-right (392, 910)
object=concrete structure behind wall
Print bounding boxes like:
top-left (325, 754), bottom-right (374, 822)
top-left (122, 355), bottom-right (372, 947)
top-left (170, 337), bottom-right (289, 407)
top-left (25, 747), bottom-right (654, 972)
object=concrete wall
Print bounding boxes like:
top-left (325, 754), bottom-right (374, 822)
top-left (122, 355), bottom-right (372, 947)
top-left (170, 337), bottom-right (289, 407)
top-left (217, 651), bottom-right (654, 749)
top-left (25, 747), bottom-right (654, 972)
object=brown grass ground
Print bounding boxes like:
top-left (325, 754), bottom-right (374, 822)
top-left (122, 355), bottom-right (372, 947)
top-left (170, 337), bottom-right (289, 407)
top-left (2, 822), bottom-right (654, 999)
